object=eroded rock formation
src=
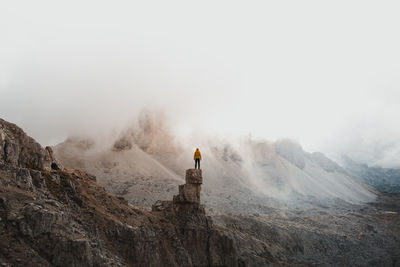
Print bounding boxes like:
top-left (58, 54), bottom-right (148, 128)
top-left (173, 169), bottom-right (202, 204)
top-left (3, 118), bottom-right (398, 266)
top-left (0, 118), bottom-right (250, 266)
top-left (0, 118), bottom-right (61, 171)
top-left (151, 169), bottom-right (248, 267)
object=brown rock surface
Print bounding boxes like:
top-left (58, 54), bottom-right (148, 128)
top-left (0, 118), bottom-right (260, 266)
top-left (173, 183), bottom-right (201, 203)
top-left (0, 118), bottom-right (60, 171)
top-left (185, 169), bottom-right (203, 184)
top-left (173, 169), bottom-right (202, 204)
top-left (4, 118), bottom-right (396, 266)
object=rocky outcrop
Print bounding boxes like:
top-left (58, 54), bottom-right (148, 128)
top-left (0, 118), bottom-right (248, 266)
top-left (0, 118), bottom-right (61, 171)
top-left (110, 110), bottom-right (181, 155)
top-left (173, 169), bottom-right (202, 204)
top-left (274, 139), bottom-right (306, 169)
top-left (152, 168), bottom-right (248, 267)
top-left (3, 118), bottom-right (399, 266)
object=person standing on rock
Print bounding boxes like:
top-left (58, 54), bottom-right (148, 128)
top-left (194, 148), bottom-right (202, 169)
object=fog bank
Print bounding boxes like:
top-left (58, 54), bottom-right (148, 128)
top-left (1, 0), bottom-right (399, 167)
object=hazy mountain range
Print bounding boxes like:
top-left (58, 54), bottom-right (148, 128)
top-left (54, 112), bottom-right (377, 215)
top-left (342, 156), bottom-right (400, 193)
top-left (2, 117), bottom-right (399, 266)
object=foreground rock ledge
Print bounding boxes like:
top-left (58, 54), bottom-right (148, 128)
top-left (0, 118), bottom-right (253, 266)
top-left (152, 168), bottom-right (248, 267)
top-left (5, 118), bottom-right (394, 266)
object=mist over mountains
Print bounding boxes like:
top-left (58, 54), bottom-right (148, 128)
top-left (53, 110), bottom-right (376, 214)
top-left (342, 156), bottom-right (400, 193)
top-left (2, 116), bottom-right (400, 266)
top-left (2, 1), bottom-right (400, 170)
top-left (2, 1), bottom-right (400, 265)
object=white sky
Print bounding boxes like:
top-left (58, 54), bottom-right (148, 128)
top-left (1, 1), bottom-right (400, 166)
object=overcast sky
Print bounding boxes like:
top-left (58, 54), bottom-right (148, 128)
top-left (1, 1), bottom-right (399, 167)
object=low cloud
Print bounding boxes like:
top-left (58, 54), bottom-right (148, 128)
top-left (1, 1), bottom-right (400, 169)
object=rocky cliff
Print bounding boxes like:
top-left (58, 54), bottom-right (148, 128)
top-left (2, 118), bottom-right (400, 266)
top-left (0, 118), bottom-right (277, 266)
top-left (0, 119), bottom-right (60, 171)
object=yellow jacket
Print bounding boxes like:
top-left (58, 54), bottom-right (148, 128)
top-left (194, 150), bottom-right (202, 160)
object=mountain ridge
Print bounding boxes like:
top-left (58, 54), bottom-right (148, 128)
top-left (0, 117), bottom-right (252, 266)
top-left (2, 118), bottom-right (400, 266)
top-left (53, 117), bottom-right (376, 213)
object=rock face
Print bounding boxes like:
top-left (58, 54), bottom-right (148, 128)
top-left (152, 169), bottom-right (249, 267)
top-left (212, 196), bottom-right (400, 267)
top-left (0, 118), bottom-right (251, 266)
top-left (0, 119), bottom-right (61, 171)
top-left (110, 110), bottom-right (180, 155)
top-left (173, 169), bottom-right (202, 204)
top-left (3, 118), bottom-right (400, 266)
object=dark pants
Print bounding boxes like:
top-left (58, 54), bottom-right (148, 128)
top-left (195, 159), bottom-right (200, 169)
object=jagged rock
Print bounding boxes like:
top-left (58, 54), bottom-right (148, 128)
top-left (173, 169), bottom-right (202, 204)
top-left (185, 169), bottom-right (203, 184)
top-left (113, 136), bottom-right (133, 151)
top-left (135, 110), bottom-right (179, 154)
top-left (0, 163), bottom-right (34, 191)
top-left (0, 118), bottom-right (61, 171)
top-left (30, 169), bottom-right (47, 190)
top-left (173, 184), bottom-right (201, 204)
top-left (0, 162), bottom-right (244, 266)
top-left (153, 169), bottom-right (245, 266)
top-left (152, 200), bottom-right (173, 211)
top-left (2, 118), bottom-right (399, 266)
top-left (0, 118), bottom-right (246, 267)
